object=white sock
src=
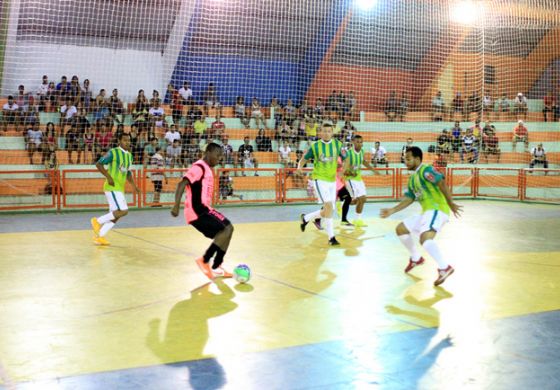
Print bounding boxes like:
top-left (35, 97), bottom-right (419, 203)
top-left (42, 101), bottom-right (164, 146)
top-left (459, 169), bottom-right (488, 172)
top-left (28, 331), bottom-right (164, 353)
top-left (324, 218), bottom-right (334, 239)
top-left (304, 209), bottom-right (322, 223)
top-left (398, 234), bottom-right (421, 262)
top-left (356, 212), bottom-right (362, 220)
top-left (422, 239), bottom-right (449, 269)
top-left (97, 212), bottom-right (115, 224)
top-left (99, 222), bottom-right (115, 237)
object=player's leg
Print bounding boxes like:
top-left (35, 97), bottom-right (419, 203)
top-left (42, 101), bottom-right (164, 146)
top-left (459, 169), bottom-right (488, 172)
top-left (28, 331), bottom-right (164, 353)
top-left (300, 179), bottom-right (325, 231)
top-left (418, 211), bottom-right (453, 285)
top-left (92, 191), bottom-right (128, 244)
top-left (350, 180), bottom-right (367, 226)
top-left (338, 187), bottom-right (352, 225)
top-left (397, 217), bottom-right (425, 272)
top-left (319, 182), bottom-right (339, 245)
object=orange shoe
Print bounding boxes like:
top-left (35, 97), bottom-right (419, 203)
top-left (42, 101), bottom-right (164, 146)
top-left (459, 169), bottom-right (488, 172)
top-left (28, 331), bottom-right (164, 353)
top-left (212, 266), bottom-right (233, 278)
top-left (91, 217), bottom-right (101, 237)
top-left (195, 257), bottom-right (214, 280)
top-left (93, 236), bottom-right (110, 246)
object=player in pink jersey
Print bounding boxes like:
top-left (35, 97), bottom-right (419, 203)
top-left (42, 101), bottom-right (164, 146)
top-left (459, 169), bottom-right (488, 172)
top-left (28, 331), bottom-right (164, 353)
top-left (171, 143), bottom-right (234, 280)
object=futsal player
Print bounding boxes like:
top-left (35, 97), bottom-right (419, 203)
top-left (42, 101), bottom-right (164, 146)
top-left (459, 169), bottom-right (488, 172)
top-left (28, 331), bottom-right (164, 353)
top-left (343, 134), bottom-right (374, 227)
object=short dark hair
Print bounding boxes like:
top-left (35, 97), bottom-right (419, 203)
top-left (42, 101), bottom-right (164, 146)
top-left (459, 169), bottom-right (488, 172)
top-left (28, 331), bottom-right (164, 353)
top-left (352, 134), bottom-right (362, 140)
top-left (118, 132), bottom-right (130, 141)
top-left (406, 146), bottom-right (423, 161)
top-left (206, 142), bottom-right (222, 154)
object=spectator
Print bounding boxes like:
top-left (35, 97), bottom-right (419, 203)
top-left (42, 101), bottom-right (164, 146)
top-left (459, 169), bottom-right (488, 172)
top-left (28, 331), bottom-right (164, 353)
top-left (469, 119), bottom-right (483, 149)
top-left (207, 115), bottom-right (224, 141)
top-left (284, 98), bottom-right (297, 126)
top-left (461, 128), bottom-right (478, 164)
top-left (452, 92), bottom-right (465, 121)
top-left (384, 91), bottom-right (399, 121)
top-left (109, 88), bottom-right (124, 124)
top-left (132, 102), bottom-right (149, 134)
top-left (60, 97), bottom-right (78, 134)
top-left (512, 120), bottom-right (529, 152)
top-left (219, 136), bottom-right (235, 169)
top-left (341, 120), bottom-right (355, 146)
top-left (326, 90), bottom-right (338, 117)
top-left (234, 96), bottom-right (250, 128)
top-left (46, 82), bottom-right (57, 112)
top-left (148, 100), bottom-right (165, 138)
top-left (43, 142), bottom-right (58, 194)
top-left (496, 93), bottom-right (510, 119)
top-left (55, 76), bottom-right (71, 102)
top-left (66, 124), bottom-right (81, 164)
top-left (371, 141), bottom-right (389, 168)
top-left (95, 123), bottom-right (113, 159)
top-left (482, 121), bottom-right (496, 151)
top-left (202, 83), bottom-right (221, 116)
top-left (178, 81), bottom-right (192, 103)
top-left (135, 89), bottom-right (148, 107)
top-left (183, 136), bottom-right (200, 167)
top-left (397, 92), bottom-right (409, 122)
top-left (186, 101), bottom-right (203, 127)
top-left (35, 75), bottom-right (49, 112)
top-left (433, 153), bottom-right (447, 171)
top-left (83, 125), bottom-right (95, 164)
top-left (143, 137), bottom-right (159, 167)
top-left (467, 91), bottom-right (481, 114)
top-left (81, 79), bottom-right (93, 112)
top-left (150, 90), bottom-right (161, 107)
top-left (94, 89), bottom-right (109, 122)
top-left (168, 83), bottom-right (183, 126)
top-left (314, 98), bottom-right (325, 121)
top-left (513, 92), bottom-right (528, 120)
top-left (401, 137), bottom-right (414, 163)
top-left (164, 124), bottom-right (181, 146)
top-left (270, 97), bottom-right (283, 129)
top-left (337, 91), bottom-right (347, 118)
top-left (482, 92), bottom-right (493, 116)
top-left (255, 128), bottom-right (272, 152)
top-left (166, 139), bottom-right (182, 168)
top-left (278, 140), bottom-right (292, 167)
top-left (250, 97), bottom-right (267, 129)
top-left (2, 96), bottom-right (19, 133)
top-left (529, 143), bottom-right (548, 173)
top-left (432, 91), bottom-right (445, 121)
top-left (346, 91), bottom-right (357, 119)
top-left (543, 91), bottom-right (557, 122)
top-left (219, 170), bottom-right (243, 200)
top-left (451, 121), bottom-right (463, 157)
top-left (193, 116), bottom-right (207, 141)
top-left (43, 122), bottom-right (57, 152)
top-left (26, 121), bottom-right (43, 164)
top-left (68, 75), bottom-right (81, 104)
top-left (436, 129), bottom-right (451, 156)
top-left (149, 147), bottom-right (167, 206)
top-left (305, 118), bottom-right (319, 142)
top-left (237, 136), bottom-right (259, 176)
top-left (298, 99), bottom-right (313, 121)
top-left (483, 129), bottom-right (500, 163)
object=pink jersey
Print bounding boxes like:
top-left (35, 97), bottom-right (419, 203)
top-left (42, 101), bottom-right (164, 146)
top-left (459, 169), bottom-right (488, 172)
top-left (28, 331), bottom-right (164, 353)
top-left (336, 162), bottom-right (345, 191)
top-left (183, 159), bottom-right (214, 223)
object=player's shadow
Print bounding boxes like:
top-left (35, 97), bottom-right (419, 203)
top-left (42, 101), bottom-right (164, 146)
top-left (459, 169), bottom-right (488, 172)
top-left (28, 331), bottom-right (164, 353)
top-left (384, 285), bottom-right (454, 387)
top-left (146, 280), bottom-right (237, 390)
top-left (336, 226), bottom-right (367, 257)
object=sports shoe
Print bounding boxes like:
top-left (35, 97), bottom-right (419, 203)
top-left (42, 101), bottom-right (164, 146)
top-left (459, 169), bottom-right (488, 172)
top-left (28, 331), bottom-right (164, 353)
top-left (434, 265), bottom-right (455, 286)
top-left (328, 237), bottom-right (340, 246)
top-left (91, 217), bottom-right (101, 237)
top-left (93, 236), bottom-right (110, 246)
top-left (313, 218), bottom-right (323, 230)
top-left (300, 213), bottom-right (308, 232)
top-left (404, 257), bottom-right (425, 273)
top-left (336, 201), bottom-right (342, 216)
top-left (212, 266), bottom-right (233, 278)
top-left (354, 219), bottom-right (367, 227)
top-left (341, 220), bottom-right (353, 226)
top-left (195, 257), bottom-right (215, 280)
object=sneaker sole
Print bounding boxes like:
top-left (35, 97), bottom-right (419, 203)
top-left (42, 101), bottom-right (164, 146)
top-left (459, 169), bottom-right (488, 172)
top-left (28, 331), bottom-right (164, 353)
top-left (196, 260), bottom-right (215, 280)
top-left (434, 268), bottom-right (455, 286)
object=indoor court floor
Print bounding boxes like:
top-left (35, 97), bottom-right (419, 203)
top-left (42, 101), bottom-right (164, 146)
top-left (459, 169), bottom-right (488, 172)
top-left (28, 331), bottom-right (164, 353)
top-left (0, 200), bottom-right (559, 389)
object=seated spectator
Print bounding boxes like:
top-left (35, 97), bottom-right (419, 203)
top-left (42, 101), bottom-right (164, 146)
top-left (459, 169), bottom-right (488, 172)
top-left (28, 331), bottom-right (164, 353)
top-left (168, 83), bottom-right (183, 126)
top-left (43, 142), bottom-right (58, 194)
top-left (81, 79), bottom-right (93, 112)
top-left (178, 81), bottom-right (192, 103)
top-left (513, 92), bottom-right (528, 120)
top-left (270, 97), bottom-right (283, 129)
top-left (82, 125), bottom-right (95, 164)
top-left (305, 118), bottom-right (319, 142)
top-left (436, 129), bottom-right (451, 155)
top-left (150, 90), bottom-right (161, 107)
top-left (193, 116), bottom-right (207, 141)
top-left (46, 82), bottom-right (57, 112)
top-left (184, 136), bottom-right (201, 167)
top-left (203, 83), bottom-right (221, 116)
top-left (461, 128), bottom-right (478, 164)
top-left (371, 141), bottom-right (389, 168)
top-left (210, 115), bottom-right (225, 141)
top-left (149, 147), bottom-right (167, 206)
top-left (469, 119), bottom-right (483, 149)
top-left (496, 93), bottom-right (510, 118)
top-left (234, 96), bottom-right (249, 128)
top-left (143, 137), bottom-right (159, 167)
top-left (284, 98), bottom-right (297, 126)
top-left (66, 124), bottom-right (81, 164)
top-left (543, 91), bottom-right (557, 122)
top-left (529, 143), bottom-right (548, 173)
top-left (68, 75), bottom-right (81, 105)
top-left (298, 99), bottom-right (313, 121)
top-left (219, 170), bottom-right (243, 200)
top-left (467, 91), bottom-right (481, 114)
top-left (135, 89), bottom-right (148, 108)
top-left (149, 100), bottom-right (165, 138)
top-left (482, 92), bottom-right (493, 116)
top-left (132, 102), bottom-right (149, 134)
top-left (278, 141), bottom-right (292, 167)
top-left (60, 97), bottom-right (78, 134)
top-left (55, 76), bottom-right (71, 103)
top-left (166, 139), bottom-right (182, 168)
top-left (186, 101), bottom-right (203, 127)
top-left (432, 91), bottom-right (445, 121)
top-left (483, 129), bottom-right (500, 163)
top-left (512, 120), bottom-right (529, 152)
top-left (401, 137), bottom-right (413, 163)
top-left (35, 75), bottom-right (49, 112)
top-left (341, 120), bottom-right (355, 146)
top-left (95, 123), bottom-right (113, 160)
top-left (397, 92), bottom-right (408, 122)
top-left (251, 97), bottom-right (267, 129)
top-left (219, 136), bottom-right (235, 169)
top-left (384, 91), bottom-right (399, 121)
top-left (314, 98), bottom-right (325, 121)
top-left (346, 91), bottom-right (357, 120)
top-left (2, 95), bottom-right (19, 132)
top-left (452, 92), bottom-right (465, 121)
top-left (482, 121), bottom-right (496, 151)
top-left (108, 89), bottom-right (124, 124)
top-left (433, 153), bottom-right (448, 170)
top-left (337, 91), bottom-right (347, 118)
top-left (26, 122), bottom-right (43, 164)
top-left (237, 136), bottom-right (259, 176)
top-left (450, 121), bottom-right (463, 155)
top-left (94, 89), bottom-right (109, 122)
top-left (255, 128), bottom-right (272, 152)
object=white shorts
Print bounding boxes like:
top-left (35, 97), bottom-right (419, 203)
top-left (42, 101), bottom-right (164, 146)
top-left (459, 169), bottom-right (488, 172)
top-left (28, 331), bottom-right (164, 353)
top-left (403, 210), bottom-right (448, 236)
top-left (313, 179), bottom-right (337, 205)
top-left (105, 191), bottom-right (128, 212)
top-left (347, 179), bottom-right (367, 198)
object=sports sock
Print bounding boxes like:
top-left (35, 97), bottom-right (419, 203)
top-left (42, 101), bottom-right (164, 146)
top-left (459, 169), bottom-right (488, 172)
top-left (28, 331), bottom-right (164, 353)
top-left (325, 218), bottom-right (334, 239)
top-left (422, 239), bottom-right (449, 269)
top-left (99, 222), bottom-right (115, 237)
top-left (304, 209), bottom-right (322, 222)
top-left (212, 248), bottom-right (226, 269)
top-left (203, 243), bottom-right (219, 263)
top-left (341, 196), bottom-right (351, 221)
top-left (97, 212), bottom-right (115, 224)
top-left (355, 212), bottom-right (362, 220)
top-left (398, 234), bottom-right (421, 262)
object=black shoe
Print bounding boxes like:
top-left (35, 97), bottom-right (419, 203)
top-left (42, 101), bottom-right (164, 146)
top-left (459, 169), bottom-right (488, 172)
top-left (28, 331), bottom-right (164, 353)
top-left (341, 220), bottom-right (353, 226)
top-left (300, 213), bottom-right (308, 232)
top-left (328, 237), bottom-right (340, 246)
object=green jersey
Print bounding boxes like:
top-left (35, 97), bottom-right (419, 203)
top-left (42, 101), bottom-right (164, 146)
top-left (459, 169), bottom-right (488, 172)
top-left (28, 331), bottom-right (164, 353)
top-left (405, 164), bottom-right (450, 215)
top-left (345, 147), bottom-right (364, 181)
top-left (98, 147), bottom-right (133, 192)
top-left (304, 139), bottom-right (345, 182)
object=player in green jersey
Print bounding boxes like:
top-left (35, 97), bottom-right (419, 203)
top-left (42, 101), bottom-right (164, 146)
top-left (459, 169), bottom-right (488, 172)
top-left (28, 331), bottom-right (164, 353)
top-left (297, 123), bottom-right (346, 246)
top-left (343, 134), bottom-right (374, 227)
top-left (90, 133), bottom-right (140, 245)
top-left (380, 146), bottom-right (462, 286)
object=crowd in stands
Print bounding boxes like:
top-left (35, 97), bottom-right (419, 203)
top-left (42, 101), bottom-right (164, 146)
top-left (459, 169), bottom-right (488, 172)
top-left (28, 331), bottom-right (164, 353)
top-left (0, 75), bottom-right (556, 177)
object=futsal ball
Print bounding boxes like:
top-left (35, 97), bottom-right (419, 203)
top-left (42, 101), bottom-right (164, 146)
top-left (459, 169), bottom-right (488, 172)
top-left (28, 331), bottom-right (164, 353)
top-left (233, 264), bottom-right (251, 283)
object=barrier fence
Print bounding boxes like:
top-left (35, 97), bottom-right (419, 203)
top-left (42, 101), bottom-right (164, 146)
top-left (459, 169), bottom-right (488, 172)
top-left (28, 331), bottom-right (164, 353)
top-left (0, 167), bottom-right (558, 211)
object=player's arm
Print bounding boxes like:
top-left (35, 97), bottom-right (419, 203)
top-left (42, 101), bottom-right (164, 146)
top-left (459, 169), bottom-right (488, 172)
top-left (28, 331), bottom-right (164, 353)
top-left (95, 153), bottom-right (114, 186)
top-left (296, 148), bottom-right (313, 175)
top-left (126, 170), bottom-right (140, 193)
top-left (362, 158), bottom-right (374, 171)
top-left (170, 177), bottom-right (190, 217)
top-left (380, 196), bottom-right (414, 218)
top-left (437, 179), bottom-right (462, 218)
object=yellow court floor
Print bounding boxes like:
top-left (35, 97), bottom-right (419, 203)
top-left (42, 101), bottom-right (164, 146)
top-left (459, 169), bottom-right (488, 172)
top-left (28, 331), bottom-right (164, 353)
top-left (0, 201), bottom-right (560, 389)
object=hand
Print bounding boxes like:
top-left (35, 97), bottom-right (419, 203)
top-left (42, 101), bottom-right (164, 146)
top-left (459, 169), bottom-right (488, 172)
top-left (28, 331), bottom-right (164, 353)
top-left (380, 208), bottom-right (393, 218)
top-left (170, 205), bottom-right (180, 217)
top-left (449, 202), bottom-right (463, 218)
top-left (107, 176), bottom-right (115, 187)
